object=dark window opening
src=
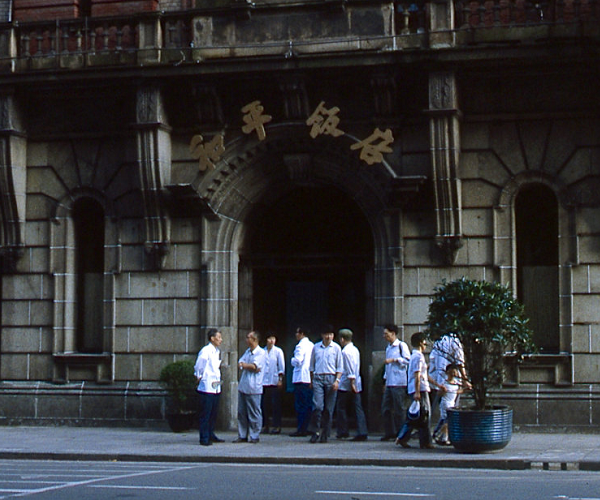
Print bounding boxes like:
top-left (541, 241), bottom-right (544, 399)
top-left (80, 0), bottom-right (92, 17)
top-left (516, 184), bottom-right (560, 353)
top-left (73, 197), bottom-right (105, 353)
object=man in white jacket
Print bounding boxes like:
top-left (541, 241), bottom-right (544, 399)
top-left (289, 327), bottom-right (314, 437)
top-left (261, 334), bottom-right (285, 434)
top-left (336, 328), bottom-right (368, 441)
top-left (194, 329), bottom-right (224, 446)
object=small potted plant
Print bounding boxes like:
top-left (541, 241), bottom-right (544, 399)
top-left (425, 277), bottom-right (535, 452)
top-left (159, 359), bottom-right (198, 432)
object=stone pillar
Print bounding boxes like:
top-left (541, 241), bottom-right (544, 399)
top-left (428, 71), bottom-right (462, 264)
top-left (0, 91), bottom-right (26, 272)
top-left (135, 85), bottom-right (171, 269)
top-left (428, 0), bottom-right (456, 48)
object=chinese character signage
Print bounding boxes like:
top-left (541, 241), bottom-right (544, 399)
top-left (190, 100), bottom-right (393, 172)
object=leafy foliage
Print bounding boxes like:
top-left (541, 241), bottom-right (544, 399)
top-left (425, 277), bottom-right (535, 410)
top-left (159, 359), bottom-right (197, 413)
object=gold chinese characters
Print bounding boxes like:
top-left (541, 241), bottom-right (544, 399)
top-left (189, 100), bottom-right (394, 172)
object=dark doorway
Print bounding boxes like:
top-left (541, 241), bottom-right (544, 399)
top-left (244, 185), bottom-right (374, 420)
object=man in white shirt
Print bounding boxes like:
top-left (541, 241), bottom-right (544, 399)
top-left (234, 331), bottom-right (266, 444)
top-left (434, 333), bottom-right (470, 388)
top-left (429, 333), bottom-right (471, 426)
top-left (289, 327), bottom-right (314, 437)
top-left (308, 325), bottom-right (343, 443)
top-left (336, 328), bottom-right (368, 441)
top-left (396, 332), bottom-right (442, 449)
top-left (381, 324), bottom-right (411, 441)
top-left (261, 334), bottom-right (285, 434)
top-left (194, 329), bottom-right (224, 446)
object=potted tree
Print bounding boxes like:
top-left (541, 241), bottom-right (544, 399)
top-left (159, 359), bottom-right (198, 432)
top-left (425, 277), bottom-right (535, 452)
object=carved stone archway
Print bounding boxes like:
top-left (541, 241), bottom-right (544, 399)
top-left (187, 126), bottom-right (416, 429)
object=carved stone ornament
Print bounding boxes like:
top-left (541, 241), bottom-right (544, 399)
top-left (429, 71), bottom-right (458, 111)
top-left (136, 86), bottom-right (166, 124)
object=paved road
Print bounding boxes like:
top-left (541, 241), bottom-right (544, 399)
top-left (1, 460), bottom-right (600, 500)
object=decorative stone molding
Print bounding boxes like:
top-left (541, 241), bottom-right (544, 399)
top-left (370, 73), bottom-right (398, 118)
top-left (0, 92), bottom-right (26, 272)
top-left (427, 71), bottom-right (462, 265)
top-left (193, 84), bottom-right (224, 127)
top-left (135, 85), bottom-right (171, 270)
top-left (279, 76), bottom-right (309, 120)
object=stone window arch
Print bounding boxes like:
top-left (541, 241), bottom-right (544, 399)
top-left (495, 174), bottom-right (575, 385)
top-left (51, 190), bottom-right (119, 382)
top-left (515, 183), bottom-right (559, 353)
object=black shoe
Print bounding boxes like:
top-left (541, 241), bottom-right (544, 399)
top-left (249, 438), bottom-right (260, 444)
top-left (336, 433), bottom-right (350, 439)
top-left (210, 436), bottom-right (225, 443)
top-left (270, 428), bottom-right (281, 435)
top-left (289, 431), bottom-right (308, 437)
top-left (309, 433), bottom-right (320, 443)
top-left (395, 437), bottom-right (411, 448)
top-left (351, 435), bottom-right (368, 441)
top-left (380, 435), bottom-right (395, 441)
top-left (319, 433), bottom-right (328, 443)
top-left (199, 441), bottom-right (212, 446)
top-left (232, 437), bottom-right (248, 443)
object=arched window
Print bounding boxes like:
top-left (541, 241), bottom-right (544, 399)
top-left (515, 184), bottom-right (559, 353)
top-left (73, 197), bottom-right (105, 353)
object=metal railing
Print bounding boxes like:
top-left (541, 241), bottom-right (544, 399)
top-left (0, 0), bottom-right (597, 72)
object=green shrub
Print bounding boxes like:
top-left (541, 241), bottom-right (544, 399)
top-left (159, 359), bottom-right (197, 413)
top-left (425, 277), bottom-right (535, 410)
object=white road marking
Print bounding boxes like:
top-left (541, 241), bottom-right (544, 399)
top-left (88, 485), bottom-right (192, 490)
top-left (554, 497), bottom-right (600, 500)
top-left (316, 491), bottom-right (435, 497)
top-left (0, 464), bottom-right (203, 498)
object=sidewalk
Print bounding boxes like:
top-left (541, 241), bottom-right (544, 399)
top-left (1, 426), bottom-right (600, 471)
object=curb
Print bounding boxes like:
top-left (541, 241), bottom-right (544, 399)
top-left (2, 451), bottom-right (600, 471)
top-left (0, 451), bottom-right (531, 470)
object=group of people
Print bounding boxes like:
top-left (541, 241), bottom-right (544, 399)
top-left (193, 324), bottom-right (469, 448)
top-left (289, 326), bottom-right (368, 443)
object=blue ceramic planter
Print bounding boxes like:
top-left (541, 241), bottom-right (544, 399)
top-left (447, 405), bottom-right (513, 453)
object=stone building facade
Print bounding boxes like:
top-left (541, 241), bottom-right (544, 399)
top-left (0, 0), bottom-right (599, 429)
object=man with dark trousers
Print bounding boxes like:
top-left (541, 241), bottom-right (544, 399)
top-left (289, 327), bottom-right (314, 437)
top-left (336, 328), bottom-right (368, 441)
top-left (194, 329), bottom-right (224, 446)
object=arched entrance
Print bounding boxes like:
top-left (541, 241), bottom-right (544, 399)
top-left (242, 185), bottom-right (374, 422)
top-left (194, 131), bottom-right (402, 430)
